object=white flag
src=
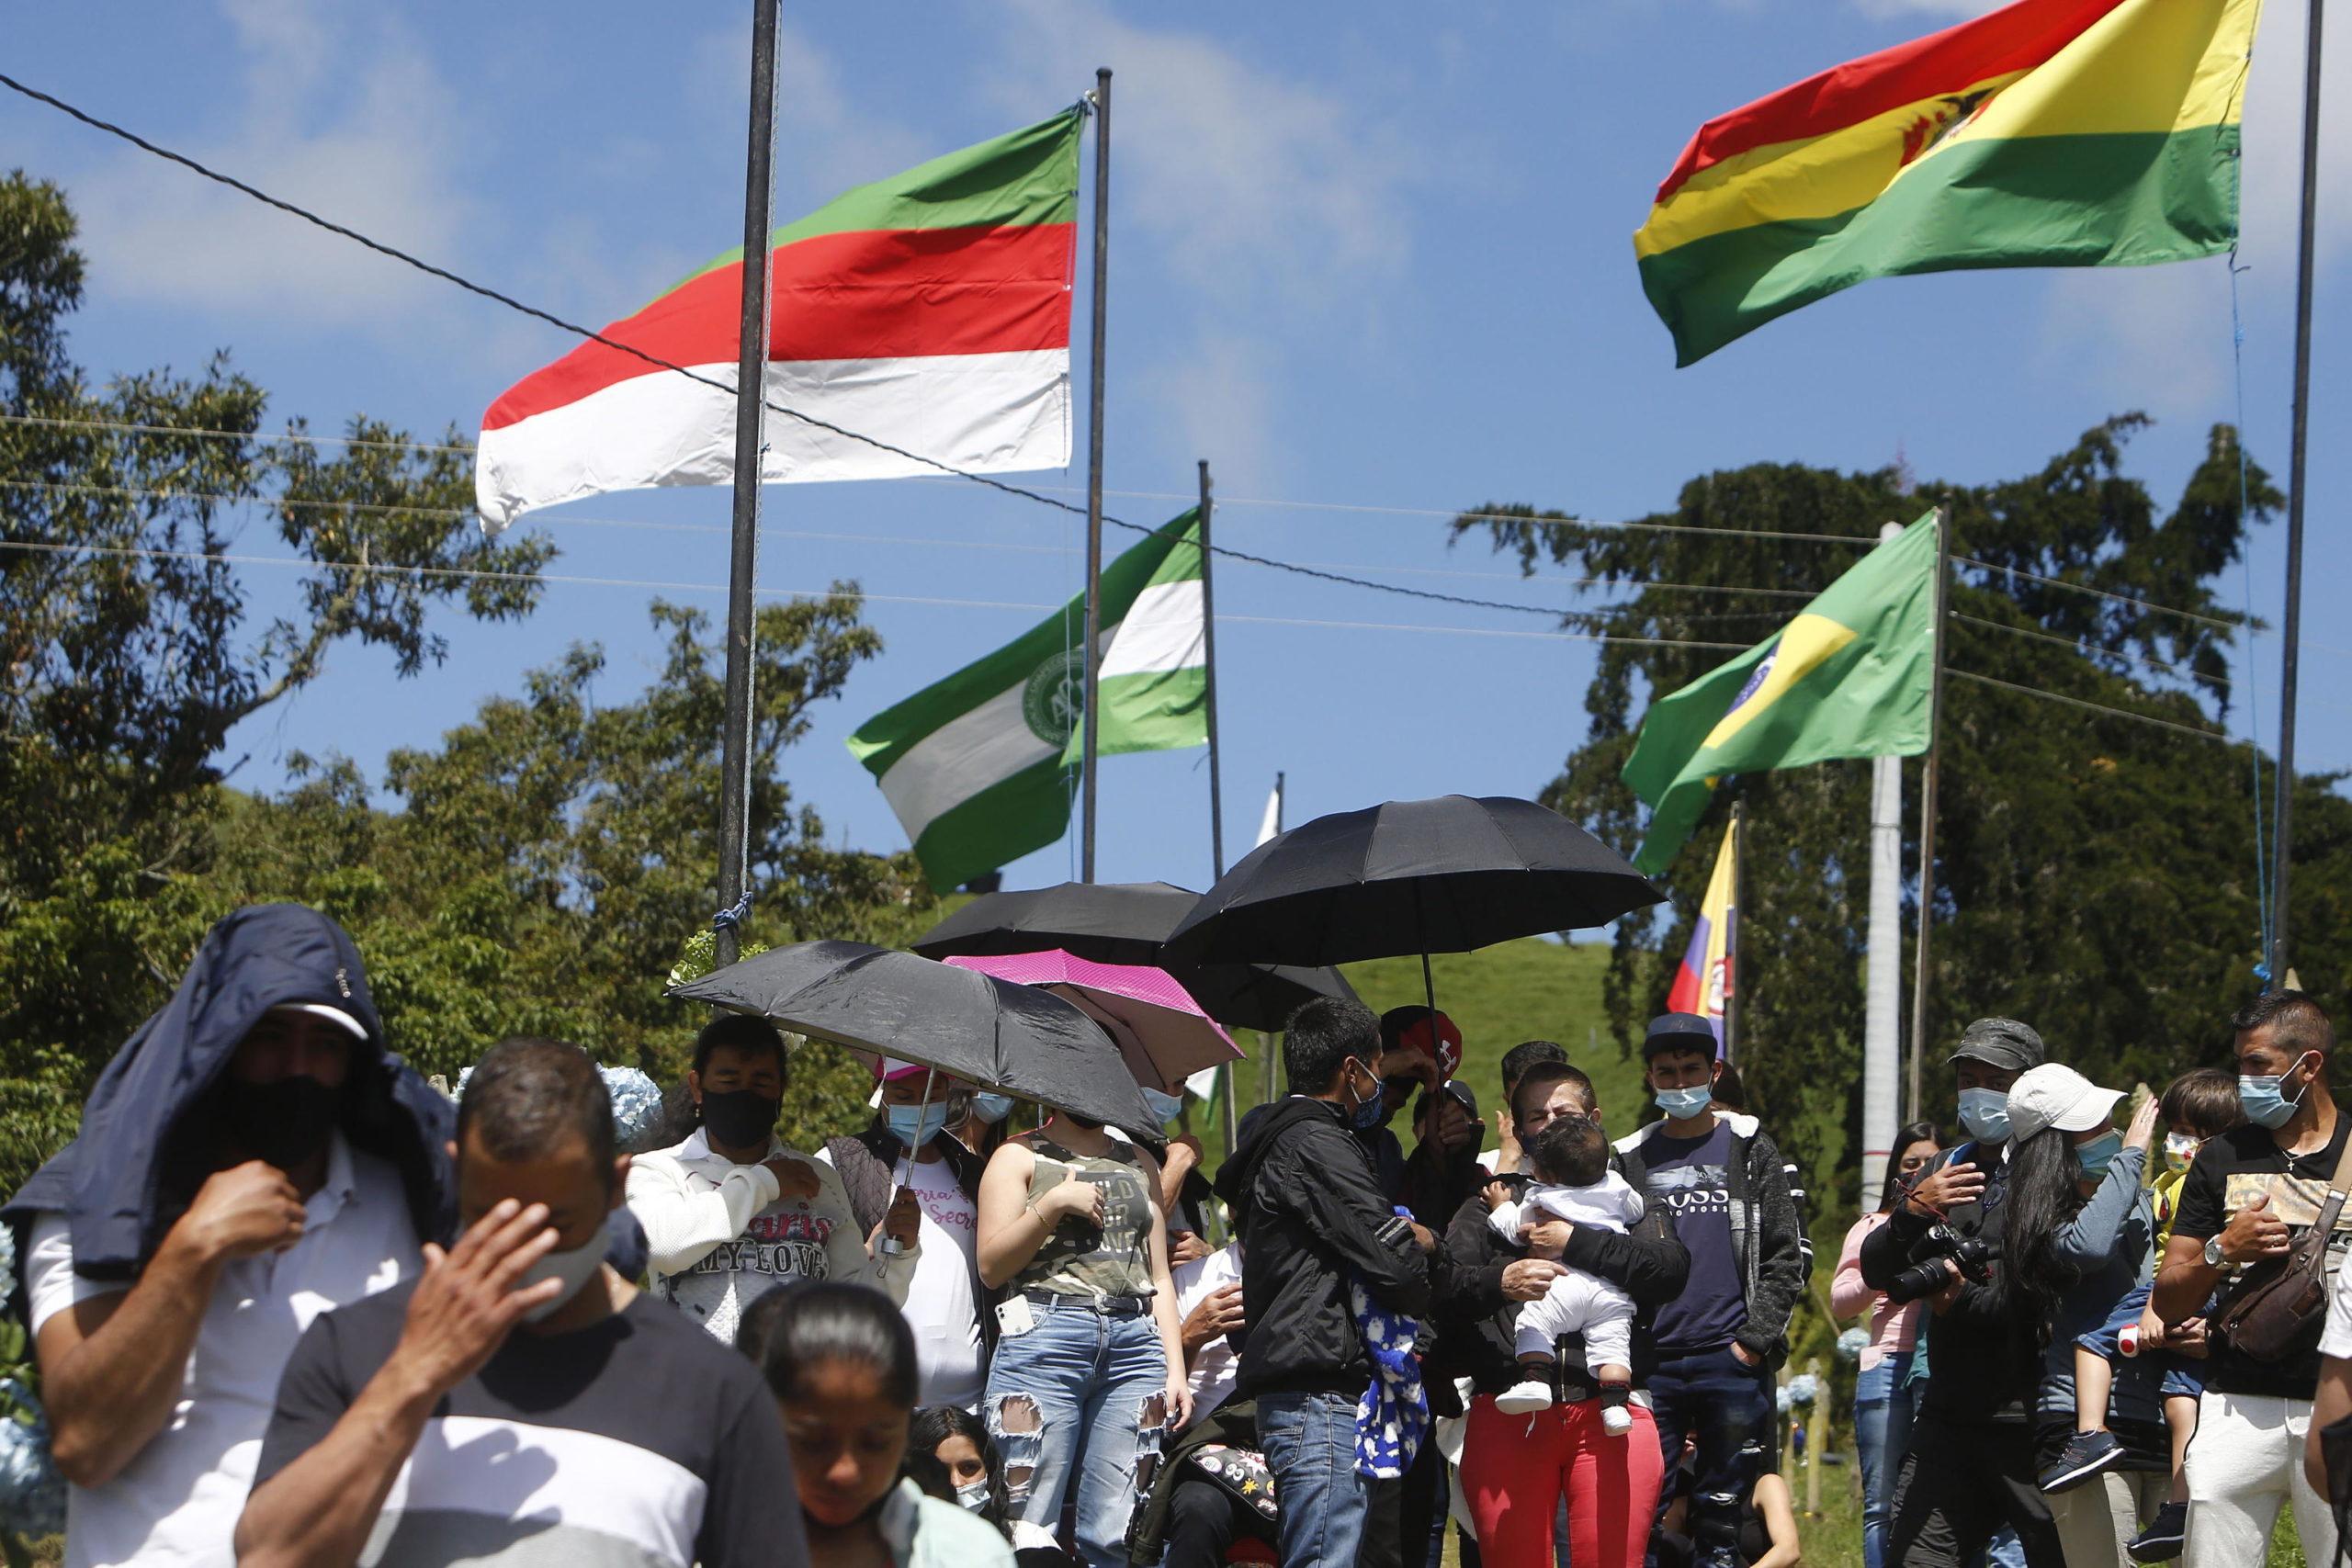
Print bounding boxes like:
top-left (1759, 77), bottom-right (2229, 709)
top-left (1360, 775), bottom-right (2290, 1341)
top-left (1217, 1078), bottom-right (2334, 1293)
top-left (1255, 774), bottom-right (1284, 849)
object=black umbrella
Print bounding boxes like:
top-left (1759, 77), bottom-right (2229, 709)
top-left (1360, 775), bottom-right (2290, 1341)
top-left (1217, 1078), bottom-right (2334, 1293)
top-left (670, 941), bottom-right (1157, 1134)
top-left (912, 880), bottom-right (1355, 1033)
top-left (1162, 795), bottom-right (1665, 1020)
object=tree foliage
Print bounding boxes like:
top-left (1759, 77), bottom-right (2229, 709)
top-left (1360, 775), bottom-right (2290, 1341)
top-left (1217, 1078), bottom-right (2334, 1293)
top-left (0, 171), bottom-right (926, 1190)
top-left (1456, 419), bottom-right (2352, 1207)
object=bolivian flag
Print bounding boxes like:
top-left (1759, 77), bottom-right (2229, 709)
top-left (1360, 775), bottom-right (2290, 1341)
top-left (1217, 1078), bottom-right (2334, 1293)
top-left (1625, 512), bottom-right (1939, 874)
top-left (1635, 0), bottom-right (2259, 366)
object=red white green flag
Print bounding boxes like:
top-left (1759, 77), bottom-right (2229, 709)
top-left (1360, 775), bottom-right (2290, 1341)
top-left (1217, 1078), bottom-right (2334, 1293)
top-left (477, 107), bottom-right (1082, 531)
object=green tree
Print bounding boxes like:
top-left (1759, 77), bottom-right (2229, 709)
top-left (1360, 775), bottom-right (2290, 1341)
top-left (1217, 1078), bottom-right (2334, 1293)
top-left (1456, 419), bottom-right (2352, 1207)
top-left (0, 170), bottom-right (556, 1182)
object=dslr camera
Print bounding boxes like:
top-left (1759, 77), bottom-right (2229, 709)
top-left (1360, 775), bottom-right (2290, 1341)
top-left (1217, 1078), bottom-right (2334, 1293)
top-left (1885, 1222), bottom-right (2001, 1305)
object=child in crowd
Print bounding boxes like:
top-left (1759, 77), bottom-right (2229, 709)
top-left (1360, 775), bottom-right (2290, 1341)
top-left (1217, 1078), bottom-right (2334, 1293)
top-left (1489, 1114), bottom-right (1647, 1432)
top-left (2041, 1067), bottom-right (2243, 1562)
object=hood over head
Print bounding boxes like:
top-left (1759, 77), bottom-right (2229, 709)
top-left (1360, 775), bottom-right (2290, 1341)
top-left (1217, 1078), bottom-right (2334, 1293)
top-left (5, 904), bottom-right (456, 1282)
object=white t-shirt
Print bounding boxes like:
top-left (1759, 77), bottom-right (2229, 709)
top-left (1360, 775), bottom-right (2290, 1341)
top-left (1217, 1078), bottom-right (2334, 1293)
top-left (1171, 1243), bottom-right (1244, 1422)
top-left (899, 1155), bottom-right (985, 1409)
top-left (26, 1134), bottom-right (419, 1568)
top-left (2320, 1248), bottom-right (2352, 1359)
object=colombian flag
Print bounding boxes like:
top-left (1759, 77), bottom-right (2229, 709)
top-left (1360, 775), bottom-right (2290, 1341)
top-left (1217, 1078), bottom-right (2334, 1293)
top-left (1625, 512), bottom-right (1940, 874)
top-left (1635, 0), bottom-right (2259, 365)
top-left (1667, 816), bottom-right (1739, 1054)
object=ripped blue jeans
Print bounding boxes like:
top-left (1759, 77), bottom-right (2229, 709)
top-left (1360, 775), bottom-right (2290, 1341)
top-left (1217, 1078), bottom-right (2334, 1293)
top-left (984, 1296), bottom-right (1169, 1568)
top-left (1645, 1343), bottom-right (1775, 1568)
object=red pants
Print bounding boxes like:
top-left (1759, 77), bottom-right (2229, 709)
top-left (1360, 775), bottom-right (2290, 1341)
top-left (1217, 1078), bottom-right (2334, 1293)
top-left (1462, 1393), bottom-right (1664, 1568)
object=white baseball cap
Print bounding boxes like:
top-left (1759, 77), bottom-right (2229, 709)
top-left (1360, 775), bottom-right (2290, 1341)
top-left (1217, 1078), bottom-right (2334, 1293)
top-left (269, 1002), bottom-right (368, 1041)
top-left (2006, 1063), bottom-right (2123, 1144)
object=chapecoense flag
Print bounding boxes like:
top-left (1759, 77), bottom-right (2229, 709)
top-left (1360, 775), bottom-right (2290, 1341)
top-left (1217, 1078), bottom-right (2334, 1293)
top-left (849, 512), bottom-right (1206, 893)
top-left (1665, 814), bottom-right (1738, 1055)
top-left (1625, 511), bottom-right (1939, 874)
top-left (1635, 0), bottom-right (2258, 366)
top-left (478, 107), bottom-right (1082, 531)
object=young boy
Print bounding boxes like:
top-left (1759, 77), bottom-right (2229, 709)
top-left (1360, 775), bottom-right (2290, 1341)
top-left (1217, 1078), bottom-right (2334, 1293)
top-left (2040, 1067), bottom-right (2242, 1562)
top-left (1490, 1114), bottom-right (1647, 1432)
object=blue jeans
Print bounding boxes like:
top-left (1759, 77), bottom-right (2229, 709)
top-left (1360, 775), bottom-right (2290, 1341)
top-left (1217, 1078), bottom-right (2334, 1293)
top-left (984, 1298), bottom-right (1170, 1568)
top-left (1259, 1389), bottom-right (1370, 1568)
top-left (1857, 1351), bottom-right (1920, 1568)
top-left (1647, 1344), bottom-right (1775, 1566)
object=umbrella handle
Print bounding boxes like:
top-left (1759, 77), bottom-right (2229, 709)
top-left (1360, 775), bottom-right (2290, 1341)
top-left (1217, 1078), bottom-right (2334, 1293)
top-left (878, 1069), bottom-right (936, 1258)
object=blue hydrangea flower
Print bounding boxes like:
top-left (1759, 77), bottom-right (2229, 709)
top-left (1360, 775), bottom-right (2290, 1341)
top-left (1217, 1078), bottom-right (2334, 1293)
top-left (0, 1382), bottom-right (65, 1537)
top-left (1837, 1325), bottom-right (1871, 1362)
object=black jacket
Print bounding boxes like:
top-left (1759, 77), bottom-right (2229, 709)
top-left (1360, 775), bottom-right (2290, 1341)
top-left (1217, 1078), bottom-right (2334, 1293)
top-left (1214, 1097), bottom-right (1431, 1399)
top-left (1613, 1112), bottom-right (1809, 1366)
top-left (1430, 1162), bottom-right (1690, 1397)
top-left (1859, 1140), bottom-right (2038, 1424)
top-left (4, 904), bottom-right (455, 1283)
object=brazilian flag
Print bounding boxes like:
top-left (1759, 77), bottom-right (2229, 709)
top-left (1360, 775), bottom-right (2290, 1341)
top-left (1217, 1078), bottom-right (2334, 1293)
top-left (1626, 510), bottom-right (1939, 874)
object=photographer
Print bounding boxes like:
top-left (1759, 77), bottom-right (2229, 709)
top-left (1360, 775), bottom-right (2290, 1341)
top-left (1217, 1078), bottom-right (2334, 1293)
top-left (1860, 1019), bottom-right (2063, 1568)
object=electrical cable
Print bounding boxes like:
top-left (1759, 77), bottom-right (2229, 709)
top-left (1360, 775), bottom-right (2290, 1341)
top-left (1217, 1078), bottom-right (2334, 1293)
top-left (1946, 669), bottom-right (2234, 743)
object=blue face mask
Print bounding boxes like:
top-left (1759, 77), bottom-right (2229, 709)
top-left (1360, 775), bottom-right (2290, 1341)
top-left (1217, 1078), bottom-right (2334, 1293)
top-left (2240, 1055), bottom-right (2315, 1130)
top-left (971, 1092), bottom-right (1015, 1125)
top-left (2075, 1130), bottom-right (2123, 1180)
top-left (1654, 1084), bottom-right (1715, 1120)
top-left (1957, 1087), bottom-right (2012, 1145)
top-left (1346, 1063), bottom-right (1385, 1131)
top-left (887, 1102), bottom-right (950, 1146)
top-left (1141, 1087), bottom-right (1184, 1125)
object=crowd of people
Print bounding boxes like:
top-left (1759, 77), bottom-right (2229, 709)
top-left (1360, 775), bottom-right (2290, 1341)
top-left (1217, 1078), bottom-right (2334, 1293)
top-left (13, 902), bottom-right (2352, 1568)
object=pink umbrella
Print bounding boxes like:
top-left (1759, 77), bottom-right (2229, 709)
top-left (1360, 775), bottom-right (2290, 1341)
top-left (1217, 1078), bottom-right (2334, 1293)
top-left (941, 950), bottom-right (1244, 1089)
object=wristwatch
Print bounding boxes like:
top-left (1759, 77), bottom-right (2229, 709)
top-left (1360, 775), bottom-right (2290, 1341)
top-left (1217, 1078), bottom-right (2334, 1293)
top-left (2204, 1235), bottom-right (2228, 1269)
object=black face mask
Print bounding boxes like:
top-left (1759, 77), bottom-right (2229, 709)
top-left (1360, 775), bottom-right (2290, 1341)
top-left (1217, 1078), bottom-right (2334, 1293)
top-left (701, 1088), bottom-right (781, 1151)
top-left (222, 1076), bottom-right (340, 1171)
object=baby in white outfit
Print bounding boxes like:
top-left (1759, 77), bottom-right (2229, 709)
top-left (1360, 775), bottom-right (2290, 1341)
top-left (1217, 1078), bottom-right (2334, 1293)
top-left (1490, 1113), bottom-right (1645, 1432)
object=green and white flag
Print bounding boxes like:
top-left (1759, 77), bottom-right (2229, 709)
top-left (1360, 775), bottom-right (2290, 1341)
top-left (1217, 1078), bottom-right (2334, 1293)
top-left (848, 511), bottom-right (1206, 892)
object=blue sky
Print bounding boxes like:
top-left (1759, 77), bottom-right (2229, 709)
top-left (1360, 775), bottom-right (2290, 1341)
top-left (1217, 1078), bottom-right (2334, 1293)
top-left (6, 0), bottom-right (2347, 908)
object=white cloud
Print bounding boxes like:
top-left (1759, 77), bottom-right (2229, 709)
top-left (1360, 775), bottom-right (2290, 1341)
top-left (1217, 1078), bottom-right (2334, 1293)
top-left (69, 0), bottom-right (474, 332)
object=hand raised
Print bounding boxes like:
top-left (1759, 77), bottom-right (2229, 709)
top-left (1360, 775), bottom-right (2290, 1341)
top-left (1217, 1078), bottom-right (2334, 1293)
top-left (882, 1185), bottom-right (922, 1248)
top-left (764, 1156), bottom-right (823, 1201)
top-left (389, 1201), bottom-right (563, 1397)
top-left (1908, 1161), bottom-right (1984, 1216)
top-left (1042, 1170), bottom-right (1106, 1226)
top-left (182, 1160), bottom-right (308, 1262)
top-left (2220, 1194), bottom-right (2290, 1263)
top-left (2123, 1091), bottom-right (2161, 1152)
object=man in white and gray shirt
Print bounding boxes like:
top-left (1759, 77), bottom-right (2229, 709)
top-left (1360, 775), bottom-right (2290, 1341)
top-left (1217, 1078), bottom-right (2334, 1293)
top-left (626, 1014), bottom-right (917, 1341)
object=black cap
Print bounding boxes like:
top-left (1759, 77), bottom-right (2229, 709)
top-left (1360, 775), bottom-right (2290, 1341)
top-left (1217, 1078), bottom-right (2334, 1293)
top-left (1947, 1017), bottom-right (2046, 1075)
top-left (1643, 1012), bottom-right (1720, 1061)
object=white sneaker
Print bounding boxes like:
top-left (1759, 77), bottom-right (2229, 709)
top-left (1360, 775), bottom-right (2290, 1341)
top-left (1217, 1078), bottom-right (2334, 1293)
top-left (1601, 1403), bottom-right (1634, 1436)
top-left (1495, 1379), bottom-right (1554, 1415)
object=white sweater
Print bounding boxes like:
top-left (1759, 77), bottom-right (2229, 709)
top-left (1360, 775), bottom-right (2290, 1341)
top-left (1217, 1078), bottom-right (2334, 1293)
top-left (627, 1128), bottom-right (916, 1342)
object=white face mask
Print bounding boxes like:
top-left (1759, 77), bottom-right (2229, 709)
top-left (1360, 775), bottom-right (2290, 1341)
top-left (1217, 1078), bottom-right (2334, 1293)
top-left (518, 1213), bottom-right (612, 1323)
top-left (955, 1480), bottom-right (989, 1514)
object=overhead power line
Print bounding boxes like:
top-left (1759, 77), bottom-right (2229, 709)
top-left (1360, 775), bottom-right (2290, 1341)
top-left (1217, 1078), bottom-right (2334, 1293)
top-left (1947, 668), bottom-right (2234, 743)
top-left (1958, 555), bottom-right (2242, 632)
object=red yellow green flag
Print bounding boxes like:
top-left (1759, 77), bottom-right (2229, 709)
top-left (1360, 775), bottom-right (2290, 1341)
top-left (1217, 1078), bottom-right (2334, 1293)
top-left (1634, 0), bottom-right (2260, 366)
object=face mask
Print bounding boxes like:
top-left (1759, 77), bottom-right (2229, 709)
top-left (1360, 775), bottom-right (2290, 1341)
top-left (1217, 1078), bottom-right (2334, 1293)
top-left (971, 1092), bottom-right (1015, 1125)
top-left (955, 1481), bottom-right (990, 1514)
top-left (518, 1213), bottom-right (611, 1323)
top-left (2075, 1130), bottom-right (2123, 1180)
top-left (1345, 1064), bottom-right (1385, 1132)
top-left (700, 1087), bottom-right (780, 1150)
top-left (886, 1102), bottom-right (950, 1147)
top-left (1957, 1087), bottom-right (2013, 1145)
top-left (1654, 1084), bottom-right (1715, 1120)
top-left (222, 1075), bottom-right (340, 1171)
top-left (2240, 1055), bottom-right (2316, 1130)
top-left (1141, 1088), bottom-right (1184, 1125)
top-left (2164, 1132), bottom-right (2203, 1174)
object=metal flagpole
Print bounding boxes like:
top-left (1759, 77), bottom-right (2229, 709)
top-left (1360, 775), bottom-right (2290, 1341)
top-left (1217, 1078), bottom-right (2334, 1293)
top-left (714, 0), bottom-right (779, 967)
top-left (1079, 67), bottom-right (1113, 884)
top-left (1722, 800), bottom-right (1744, 1066)
top-left (1200, 458), bottom-right (1238, 1156)
top-left (1905, 506), bottom-right (1952, 1122)
top-left (1862, 523), bottom-right (1906, 1208)
top-left (1202, 460), bottom-right (1225, 882)
top-left (2270, 0), bottom-right (2325, 990)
